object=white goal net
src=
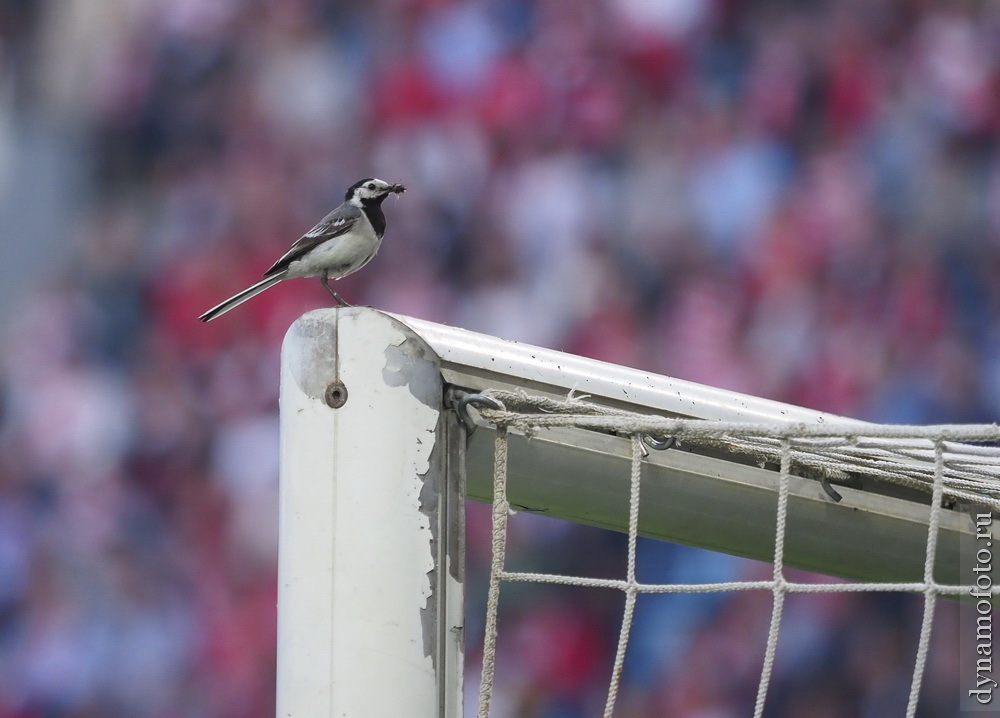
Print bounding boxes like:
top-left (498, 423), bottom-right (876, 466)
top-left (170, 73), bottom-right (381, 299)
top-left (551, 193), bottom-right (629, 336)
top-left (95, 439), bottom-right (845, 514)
top-left (469, 390), bottom-right (1000, 718)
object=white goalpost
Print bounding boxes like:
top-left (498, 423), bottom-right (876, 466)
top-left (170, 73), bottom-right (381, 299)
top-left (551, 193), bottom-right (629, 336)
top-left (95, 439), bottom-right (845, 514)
top-left (277, 307), bottom-right (1000, 717)
top-left (276, 309), bottom-right (464, 717)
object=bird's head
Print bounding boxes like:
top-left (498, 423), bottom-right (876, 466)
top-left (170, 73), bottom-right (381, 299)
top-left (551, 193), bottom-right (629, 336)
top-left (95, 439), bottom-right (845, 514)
top-left (346, 178), bottom-right (406, 205)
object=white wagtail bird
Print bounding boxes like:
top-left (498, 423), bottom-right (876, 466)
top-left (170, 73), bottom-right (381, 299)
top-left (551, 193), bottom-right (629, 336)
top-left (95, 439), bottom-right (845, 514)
top-left (199, 177), bottom-right (406, 321)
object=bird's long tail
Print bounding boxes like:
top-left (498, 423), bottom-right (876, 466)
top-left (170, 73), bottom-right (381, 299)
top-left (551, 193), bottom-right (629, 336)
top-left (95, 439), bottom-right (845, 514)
top-left (199, 274), bottom-right (284, 322)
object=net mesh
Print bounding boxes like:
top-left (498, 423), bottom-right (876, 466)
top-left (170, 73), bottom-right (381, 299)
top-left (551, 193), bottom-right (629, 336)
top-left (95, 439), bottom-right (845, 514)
top-left (471, 390), bottom-right (1000, 718)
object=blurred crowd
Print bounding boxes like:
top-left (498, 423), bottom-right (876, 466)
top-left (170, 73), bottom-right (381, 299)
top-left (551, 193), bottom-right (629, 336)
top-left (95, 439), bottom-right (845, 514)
top-left (0, 0), bottom-right (998, 715)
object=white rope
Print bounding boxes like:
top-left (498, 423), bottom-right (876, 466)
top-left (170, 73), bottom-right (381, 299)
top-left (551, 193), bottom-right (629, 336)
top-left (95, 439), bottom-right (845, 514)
top-left (476, 429), bottom-right (510, 718)
top-left (472, 390), bottom-right (1000, 717)
top-left (905, 440), bottom-right (945, 718)
top-left (478, 389), bottom-right (1000, 508)
top-left (495, 571), bottom-right (1000, 596)
top-left (602, 436), bottom-right (643, 718)
top-left (752, 438), bottom-right (791, 718)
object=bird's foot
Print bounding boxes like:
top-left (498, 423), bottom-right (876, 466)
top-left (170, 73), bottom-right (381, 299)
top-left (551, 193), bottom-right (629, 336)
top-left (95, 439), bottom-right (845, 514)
top-left (320, 273), bottom-right (351, 307)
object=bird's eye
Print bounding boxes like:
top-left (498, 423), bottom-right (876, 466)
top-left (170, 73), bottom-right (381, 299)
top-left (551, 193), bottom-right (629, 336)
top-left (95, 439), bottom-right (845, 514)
top-left (366, 183), bottom-right (375, 190)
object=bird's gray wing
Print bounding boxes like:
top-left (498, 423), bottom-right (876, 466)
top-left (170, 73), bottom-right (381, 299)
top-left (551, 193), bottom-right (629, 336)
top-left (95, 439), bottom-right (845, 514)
top-left (263, 203), bottom-right (363, 277)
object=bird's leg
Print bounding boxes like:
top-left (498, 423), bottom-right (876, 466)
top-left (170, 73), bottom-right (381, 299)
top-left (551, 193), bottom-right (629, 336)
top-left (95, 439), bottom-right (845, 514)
top-left (321, 270), bottom-right (350, 307)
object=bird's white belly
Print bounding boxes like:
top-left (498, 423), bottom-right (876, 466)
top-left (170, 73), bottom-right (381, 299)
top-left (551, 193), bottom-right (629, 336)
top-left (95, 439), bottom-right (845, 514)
top-left (284, 230), bottom-right (381, 280)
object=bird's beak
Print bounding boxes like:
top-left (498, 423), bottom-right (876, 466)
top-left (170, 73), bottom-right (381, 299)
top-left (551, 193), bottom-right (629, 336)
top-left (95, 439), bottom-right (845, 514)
top-left (389, 183), bottom-right (406, 194)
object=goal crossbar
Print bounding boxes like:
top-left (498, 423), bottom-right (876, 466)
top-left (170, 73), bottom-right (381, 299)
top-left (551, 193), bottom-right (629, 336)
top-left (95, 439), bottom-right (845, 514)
top-left (397, 313), bottom-right (988, 586)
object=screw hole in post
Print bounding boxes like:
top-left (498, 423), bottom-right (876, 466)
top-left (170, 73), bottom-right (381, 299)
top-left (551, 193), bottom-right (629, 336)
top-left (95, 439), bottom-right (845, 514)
top-left (325, 381), bottom-right (348, 409)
